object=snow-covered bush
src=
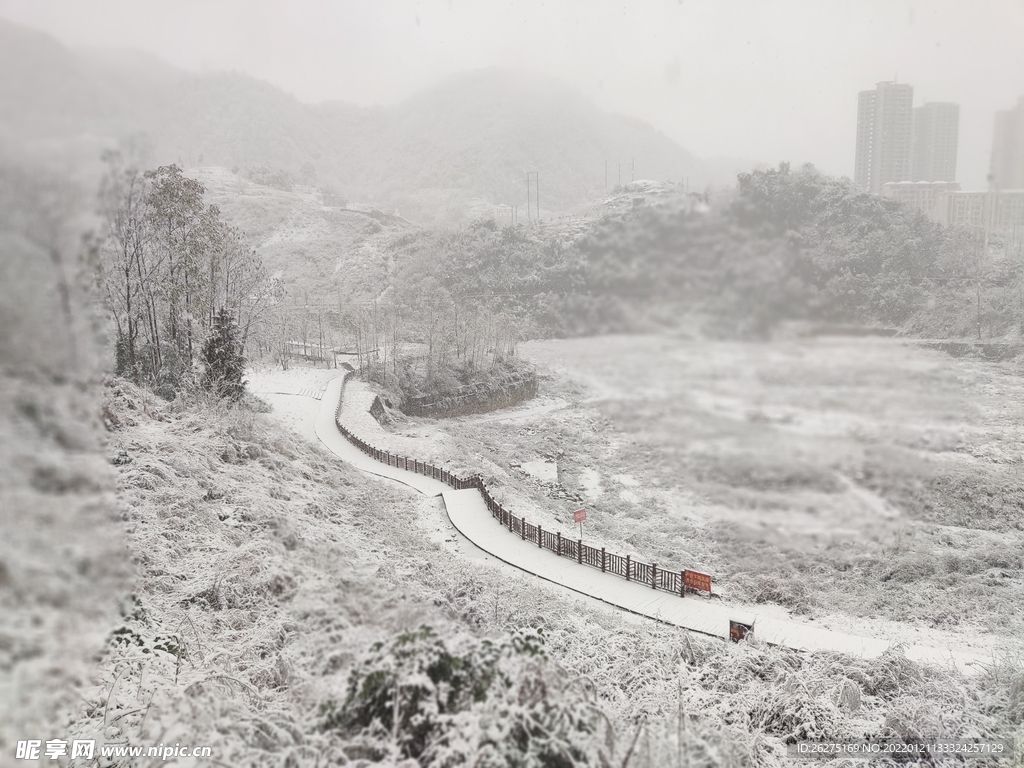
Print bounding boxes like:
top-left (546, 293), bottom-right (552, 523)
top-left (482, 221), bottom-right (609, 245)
top-left (321, 625), bottom-right (615, 766)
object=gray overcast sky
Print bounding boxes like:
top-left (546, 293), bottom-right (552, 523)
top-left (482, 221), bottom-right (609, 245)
top-left (2, 0), bottom-right (1023, 189)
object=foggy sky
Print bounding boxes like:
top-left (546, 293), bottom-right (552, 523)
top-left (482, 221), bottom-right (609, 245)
top-left (2, 0), bottom-right (1022, 190)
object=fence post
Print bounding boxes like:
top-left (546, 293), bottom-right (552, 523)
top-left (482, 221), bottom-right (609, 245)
top-left (578, 540), bottom-right (582, 564)
top-left (537, 525), bottom-right (543, 549)
top-left (508, 510), bottom-right (513, 532)
top-left (680, 571), bottom-right (685, 598)
top-left (601, 548), bottom-right (606, 572)
top-left (651, 563), bottom-right (657, 590)
top-left (521, 517), bottom-right (525, 539)
top-left (626, 555), bottom-right (631, 581)
top-left (556, 531), bottom-right (562, 556)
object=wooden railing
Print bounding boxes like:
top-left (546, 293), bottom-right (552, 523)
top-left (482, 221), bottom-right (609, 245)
top-left (334, 370), bottom-right (712, 597)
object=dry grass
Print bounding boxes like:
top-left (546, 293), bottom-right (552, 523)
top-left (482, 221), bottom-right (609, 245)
top-left (66, 380), bottom-right (454, 765)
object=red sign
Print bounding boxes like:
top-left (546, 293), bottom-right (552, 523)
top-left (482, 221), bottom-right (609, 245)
top-left (573, 508), bottom-right (587, 523)
top-left (729, 620), bottom-right (753, 643)
top-left (683, 569), bottom-right (712, 593)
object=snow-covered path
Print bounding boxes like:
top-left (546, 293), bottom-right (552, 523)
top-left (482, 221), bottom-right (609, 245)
top-left (304, 373), bottom-right (991, 674)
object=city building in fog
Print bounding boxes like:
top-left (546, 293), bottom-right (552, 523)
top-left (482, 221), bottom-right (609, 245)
top-left (855, 81), bottom-right (914, 193)
top-left (932, 189), bottom-right (1024, 252)
top-left (912, 102), bottom-right (959, 182)
top-left (990, 96), bottom-right (1024, 190)
top-left (881, 180), bottom-right (959, 220)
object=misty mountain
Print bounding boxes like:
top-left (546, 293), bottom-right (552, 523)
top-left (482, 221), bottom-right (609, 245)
top-left (345, 69), bottom-right (711, 216)
top-left (0, 19), bottom-right (746, 221)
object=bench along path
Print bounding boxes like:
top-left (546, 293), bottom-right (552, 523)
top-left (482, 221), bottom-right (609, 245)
top-left (313, 375), bottom-right (989, 673)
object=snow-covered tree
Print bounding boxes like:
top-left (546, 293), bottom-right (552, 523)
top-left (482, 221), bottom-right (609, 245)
top-left (202, 308), bottom-right (246, 400)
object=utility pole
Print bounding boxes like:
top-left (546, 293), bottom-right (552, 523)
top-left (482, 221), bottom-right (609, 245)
top-left (526, 172), bottom-right (540, 222)
top-left (980, 173), bottom-right (996, 340)
top-left (976, 228), bottom-right (983, 341)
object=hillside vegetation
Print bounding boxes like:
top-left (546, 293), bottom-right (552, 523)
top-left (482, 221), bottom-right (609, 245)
top-left (328, 164), bottom-right (1010, 344)
top-left (4, 152), bottom-right (1023, 765)
top-left (0, 160), bottom-right (131, 752)
top-left (374, 163), bottom-right (998, 342)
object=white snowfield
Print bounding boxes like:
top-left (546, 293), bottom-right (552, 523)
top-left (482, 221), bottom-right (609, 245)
top-left (301, 373), bottom-right (992, 674)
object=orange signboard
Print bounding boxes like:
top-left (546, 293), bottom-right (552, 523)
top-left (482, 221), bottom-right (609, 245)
top-left (683, 569), bottom-right (712, 593)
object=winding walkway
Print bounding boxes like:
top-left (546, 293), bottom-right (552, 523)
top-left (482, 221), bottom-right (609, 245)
top-left (311, 374), bottom-right (991, 673)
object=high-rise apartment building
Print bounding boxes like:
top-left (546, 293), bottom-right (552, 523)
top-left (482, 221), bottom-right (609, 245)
top-left (855, 82), bottom-right (914, 193)
top-left (912, 102), bottom-right (959, 182)
top-left (991, 96), bottom-right (1024, 190)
